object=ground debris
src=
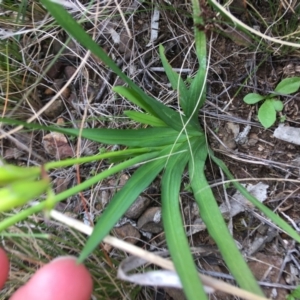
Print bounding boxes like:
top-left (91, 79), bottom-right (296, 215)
top-left (274, 124), bottom-right (300, 145)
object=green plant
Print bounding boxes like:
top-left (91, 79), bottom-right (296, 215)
top-left (287, 285), bottom-right (300, 300)
top-left (243, 77), bottom-right (300, 128)
top-left (1, 1), bottom-right (300, 299)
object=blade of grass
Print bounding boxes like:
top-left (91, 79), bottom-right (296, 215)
top-left (189, 143), bottom-right (264, 296)
top-left (162, 139), bottom-right (208, 300)
top-left (209, 149), bottom-right (300, 243)
top-left (78, 145), bottom-right (181, 263)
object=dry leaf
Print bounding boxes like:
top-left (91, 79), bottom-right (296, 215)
top-left (43, 132), bottom-right (73, 159)
top-left (223, 25), bottom-right (253, 47)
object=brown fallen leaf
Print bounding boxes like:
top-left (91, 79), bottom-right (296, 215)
top-left (223, 24), bottom-right (253, 47)
top-left (118, 30), bottom-right (133, 61)
top-left (4, 148), bottom-right (23, 160)
top-left (216, 23), bottom-right (253, 47)
top-left (43, 132), bottom-right (73, 159)
top-left (54, 177), bottom-right (71, 194)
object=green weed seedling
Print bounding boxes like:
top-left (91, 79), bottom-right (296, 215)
top-left (243, 77), bottom-right (300, 128)
top-left (287, 285), bottom-right (300, 300)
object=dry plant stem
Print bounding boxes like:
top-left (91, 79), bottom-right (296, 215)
top-left (75, 51), bottom-right (93, 227)
top-left (208, 177), bottom-right (300, 189)
top-left (2, 43), bottom-right (9, 118)
top-left (0, 129), bottom-right (45, 162)
top-left (49, 210), bottom-right (268, 300)
top-left (114, 0), bottom-right (132, 39)
top-left (2, 32), bottom-right (73, 119)
top-left (0, 40), bottom-right (89, 139)
top-left (209, 0), bottom-right (300, 48)
top-left (215, 148), bottom-right (299, 170)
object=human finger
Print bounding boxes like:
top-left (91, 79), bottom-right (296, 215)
top-left (10, 256), bottom-right (93, 300)
top-left (0, 248), bottom-right (9, 290)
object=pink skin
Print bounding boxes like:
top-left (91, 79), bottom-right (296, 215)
top-left (0, 248), bottom-right (9, 290)
top-left (0, 249), bottom-right (93, 300)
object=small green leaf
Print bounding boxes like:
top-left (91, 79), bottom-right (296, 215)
top-left (290, 286), bottom-right (300, 298)
top-left (271, 99), bottom-right (284, 111)
top-left (258, 100), bottom-right (276, 128)
top-left (275, 77), bottom-right (300, 94)
top-left (279, 115), bottom-right (286, 123)
top-left (243, 93), bottom-right (265, 104)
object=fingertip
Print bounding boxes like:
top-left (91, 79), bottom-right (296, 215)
top-left (10, 256), bottom-right (93, 300)
top-left (0, 248), bottom-right (9, 290)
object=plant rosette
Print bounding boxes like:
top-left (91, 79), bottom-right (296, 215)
top-left (243, 77), bottom-right (300, 128)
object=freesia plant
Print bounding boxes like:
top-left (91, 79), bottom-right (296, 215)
top-left (1, 1), bottom-right (300, 299)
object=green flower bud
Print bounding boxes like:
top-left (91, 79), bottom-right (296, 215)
top-left (0, 179), bottom-right (50, 212)
top-left (0, 165), bottom-right (40, 186)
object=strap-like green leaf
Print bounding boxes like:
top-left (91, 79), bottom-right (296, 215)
top-left (59, 127), bottom-right (189, 147)
top-left (0, 150), bottom-right (162, 231)
top-left (190, 143), bottom-right (264, 296)
top-left (0, 118), bottom-right (191, 148)
top-left (159, 45), bottom-right (189, 114)
top-left (78, 145), bottom-right (180, 263)
top-left (124, 111), bottom-right (167, 127)
top-left (39, 0), bottom-right (135, 91)
top-left (114, 87), bottom-right (159, 118)
top-left (114, 87), bottom-right (202, 134)
top-left (40, 0), bottom-right (201, 134)
top-left (188, 69), bottom-right (206, 113)
top-left (210, 149), bottom-right (300, 244)
top-left (187, 0), bottom-right (207, 117)
top-left (162, 139), bottom-right (208, 300)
